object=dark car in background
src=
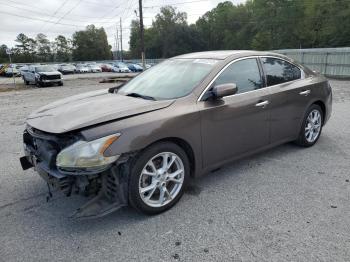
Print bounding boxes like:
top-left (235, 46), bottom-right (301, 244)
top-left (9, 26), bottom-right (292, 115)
top-left (20, 51), bottom-right (332, 218)
top-left (22, 65), bottom-right (63, 87)
top-left (100, 63), bottom-right (114, 72)
top-left (127, 63), bottom-right (143, 72)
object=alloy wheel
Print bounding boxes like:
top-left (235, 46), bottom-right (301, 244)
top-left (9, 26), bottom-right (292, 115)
top-left (138, 152), bottom-right (185, 208)
top-left (305, 109), bottom-right (322, 143)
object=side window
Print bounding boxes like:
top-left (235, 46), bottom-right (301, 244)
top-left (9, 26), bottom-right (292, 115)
top-left (261, 57), bottom-right (301, 86)
top-left (214, 58), bottom-right (263, 94)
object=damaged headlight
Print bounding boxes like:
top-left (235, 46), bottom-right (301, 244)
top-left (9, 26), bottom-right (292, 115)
top-left (56, 134), bottom-right (120, 169)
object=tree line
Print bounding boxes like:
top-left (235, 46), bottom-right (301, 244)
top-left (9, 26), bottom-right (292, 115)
top-left (1, 0), bottom-right (350, 63)
top-left (0, 25), bottom-right (112, 63)
top-left (130, 0), bottom-right (350, 58)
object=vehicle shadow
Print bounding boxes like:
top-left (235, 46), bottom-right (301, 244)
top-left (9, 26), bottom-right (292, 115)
top-left (60, 141), bottom-right (306, 233)
top-left (5, 138), bottom-right (325, 237)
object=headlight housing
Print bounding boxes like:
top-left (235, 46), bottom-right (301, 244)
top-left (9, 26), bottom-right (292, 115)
top-left (56, 134), bottom-right (120, 171)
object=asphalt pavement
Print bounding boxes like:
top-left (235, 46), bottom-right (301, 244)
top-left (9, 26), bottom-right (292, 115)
top-left (0, 78), bottom-right (349, 261)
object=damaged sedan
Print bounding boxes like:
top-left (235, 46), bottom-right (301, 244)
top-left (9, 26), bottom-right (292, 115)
top-left (20, 51), bottom-right (332, 218)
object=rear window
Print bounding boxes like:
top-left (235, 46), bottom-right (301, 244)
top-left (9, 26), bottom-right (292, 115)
top-left (261, 57), bottom-right (301, 86)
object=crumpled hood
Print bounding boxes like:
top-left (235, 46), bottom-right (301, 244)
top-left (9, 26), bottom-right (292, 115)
top-left (27, 89), bottom-right (174, 134)
top-left (38, 71), bottom-right (61, 75)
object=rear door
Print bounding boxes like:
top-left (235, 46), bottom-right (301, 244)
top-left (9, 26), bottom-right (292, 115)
top-left (259, 57), bottom-right (311, 143)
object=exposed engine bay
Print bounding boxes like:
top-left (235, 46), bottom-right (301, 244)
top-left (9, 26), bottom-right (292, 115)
top-left (20, 125), bottom-right (132, 219)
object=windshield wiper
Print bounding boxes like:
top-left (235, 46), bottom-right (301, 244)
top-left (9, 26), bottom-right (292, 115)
top-left (125, 92), bottom-right (156, 101)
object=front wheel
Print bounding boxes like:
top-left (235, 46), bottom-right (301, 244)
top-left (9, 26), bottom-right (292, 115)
top-left (35, 79), bottom-right (44, 87)
top-left (295, 104), bottom-right (323, 147)
top-left (129, 142), bottom-right (189, 214)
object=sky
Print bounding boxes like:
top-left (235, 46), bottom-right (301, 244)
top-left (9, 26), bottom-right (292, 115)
top-left (0, 0), bottom-right (245, 50)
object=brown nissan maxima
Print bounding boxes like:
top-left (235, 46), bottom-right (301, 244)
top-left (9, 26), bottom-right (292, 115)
top-left (20, 51), bottom-right (332, 218)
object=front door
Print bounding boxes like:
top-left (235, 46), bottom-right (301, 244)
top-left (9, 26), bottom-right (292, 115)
top-left (198, 58), bottom-right (271, 168)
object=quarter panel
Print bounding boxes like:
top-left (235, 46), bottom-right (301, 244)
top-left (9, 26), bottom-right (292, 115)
top-left (268, 76), bottom-right (329, 142)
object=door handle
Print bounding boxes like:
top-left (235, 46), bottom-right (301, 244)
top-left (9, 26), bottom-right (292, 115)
top-left (255, 100), bottom-right (269, 108)
top-left (299, 90), bottom-right (311, 96)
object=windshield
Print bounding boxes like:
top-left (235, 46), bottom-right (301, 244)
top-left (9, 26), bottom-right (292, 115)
top-left (118, 59), bottom-right (218, 100)
top-left (35, 66), bottom-right (56, 72)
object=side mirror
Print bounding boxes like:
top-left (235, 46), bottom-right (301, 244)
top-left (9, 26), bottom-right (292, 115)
top-left (212, 83), bottom-right (237, 99)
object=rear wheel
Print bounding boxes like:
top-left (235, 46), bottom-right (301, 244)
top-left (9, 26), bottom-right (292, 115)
top-left (129, 142), bottom-right (189, 214)
top-left (295, 104), bottom-right (323, 147)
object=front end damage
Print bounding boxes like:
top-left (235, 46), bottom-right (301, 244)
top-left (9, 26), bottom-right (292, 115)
top-left (19, 126), bottom-right (132, 219)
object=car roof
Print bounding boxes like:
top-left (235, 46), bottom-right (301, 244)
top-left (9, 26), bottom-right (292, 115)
top-left (173, 50), bottom-right (285, 60)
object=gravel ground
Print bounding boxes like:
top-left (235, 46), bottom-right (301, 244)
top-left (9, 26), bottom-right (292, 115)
top-left (0, 79), bottom-right (349, 262)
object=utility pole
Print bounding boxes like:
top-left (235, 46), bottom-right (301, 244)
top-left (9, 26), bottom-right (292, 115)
top-left (117, 31), bottom-right (119, 60)
top-left (138, 0), bottom-right (145, 69)
top-left (115, 22), bottom-right (119, 60)
top-left (116, 30), bottom-right (119, 60)
top-left (120, 17), bottom-right (123, 62)
top-left (6, 48), bottom-right (16, 88)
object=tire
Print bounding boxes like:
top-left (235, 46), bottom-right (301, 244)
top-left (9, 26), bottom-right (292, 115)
top-left (24, 78), bottom-right (29, 85)
top-left (129, 142), bottom-right (190, 215)
top-left (58, 82), bottom-right (63, 86)
top-left (36, 80), bottom-right (44, 87)
top-left (295, 104), bottom-right (323, 147)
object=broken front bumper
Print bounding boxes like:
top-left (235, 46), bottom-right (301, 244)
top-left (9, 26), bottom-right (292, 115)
top-left (20, 128), bottom-right (129, 219)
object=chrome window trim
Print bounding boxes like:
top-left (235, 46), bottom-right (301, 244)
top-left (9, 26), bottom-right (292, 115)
top-left (197, 55), bottom-right (305, 102)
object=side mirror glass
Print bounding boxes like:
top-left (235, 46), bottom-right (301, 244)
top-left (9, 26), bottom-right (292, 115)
top-left (212, 83), bottom-right (237, 99)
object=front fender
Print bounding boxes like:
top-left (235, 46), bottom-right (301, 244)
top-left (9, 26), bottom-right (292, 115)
top-left (80, 101), bottom-right (203, 176)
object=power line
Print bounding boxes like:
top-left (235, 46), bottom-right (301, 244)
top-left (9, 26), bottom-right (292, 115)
top-left (80, 0), bottom-right (119, 7)
top-left (0, 10), bottom-right (84, 27)
top-left (1, 2), bottom-right (118, 24)
top-left (45, 0), bottom-right (84, 33)
top-left (40, 0), bottom-right (70, 31)
top-left (144, 0), bottom-right (209, 8)
top-left (0, 0), bottom-right (127, 20)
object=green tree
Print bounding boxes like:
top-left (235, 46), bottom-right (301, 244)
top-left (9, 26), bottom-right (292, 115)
top-left (130, 6), bottom-right (205, 58)
top-left (14, 33), bottom-right (36, 62)
top-left (54, 35), bottom-right (72, 62)
top-left (36, 33), bottom-right (51, 62)
top-left (129, 20), bottom-right (141, 58)
top-left (0, 44), bottom-right (9, 63)
top-left (72, 25), bottom-right (111, 61)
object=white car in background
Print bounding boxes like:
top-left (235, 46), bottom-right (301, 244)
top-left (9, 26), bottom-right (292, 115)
top-left (87, 64), bottom-right (102, 73)
top-left (75, 64), bottom-right (90, 73)
top-left (2, 64), bottom-right (20, 77)
top-left (18, 65), bottom-right (30, 76)
top-left (113, 62), bottom-right (131, 73)
top-left (137, 63), bottom-right (152, 69)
